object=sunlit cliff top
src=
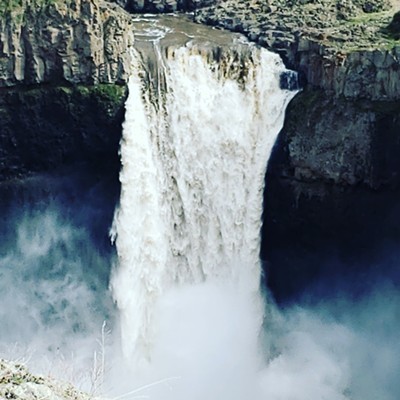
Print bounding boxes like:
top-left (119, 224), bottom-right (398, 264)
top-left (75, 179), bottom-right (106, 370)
top-left (195, 0), bottom-right (400, 53)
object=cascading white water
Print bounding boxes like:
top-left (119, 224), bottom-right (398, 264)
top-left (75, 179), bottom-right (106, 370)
top-left (110, 15), bottom-right (297, 389)
top-left (0, 15), bottom-right (397, 400)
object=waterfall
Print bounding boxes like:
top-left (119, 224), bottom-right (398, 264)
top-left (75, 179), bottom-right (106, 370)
top-left (110, 15), bottom-right (297, 375)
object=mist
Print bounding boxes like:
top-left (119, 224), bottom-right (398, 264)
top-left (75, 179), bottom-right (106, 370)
top-left (0, 171), bottom-right (117, 391)
top-left (107, 275), bottom-right (399, 400)
top-left (0, 173), bottom-right (399, 400)
top-left (261, 282), bottom-right (400, 400)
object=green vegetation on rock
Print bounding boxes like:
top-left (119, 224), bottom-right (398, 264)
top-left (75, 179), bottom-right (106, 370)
top-left (90, 84), bottom-right (128, 107)
top-left (74, 84), bottom-right (128, 118)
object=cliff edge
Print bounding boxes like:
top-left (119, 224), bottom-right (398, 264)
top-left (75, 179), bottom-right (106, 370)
top-left (0, 0), bottom-right (133, 181)
top-left (195, 0), bottom-right (400, 100)
top-left (0, 0), bottom-right (134, 86)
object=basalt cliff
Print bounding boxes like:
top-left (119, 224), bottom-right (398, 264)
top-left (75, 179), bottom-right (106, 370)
top-left (0, 0), bottom-right (133, 180)
top-left (1, 0), bottom-right (400, 299)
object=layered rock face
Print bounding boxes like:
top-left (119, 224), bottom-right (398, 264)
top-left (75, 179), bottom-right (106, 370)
top-left (0, 0), bottom-right (134, 86)
top-left (0, 0), bottom-right (133, 181)
top-left (195, 0), bottom-right (400, 100)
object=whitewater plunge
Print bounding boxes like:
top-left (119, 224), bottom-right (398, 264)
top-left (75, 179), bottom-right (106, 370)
top-left (0, 15), bottom-right (397, 400)
top-left (110, 15), bottom-right (298, 398)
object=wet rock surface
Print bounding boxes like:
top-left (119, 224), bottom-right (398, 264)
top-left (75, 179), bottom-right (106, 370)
top-left (274, 88), bottom-right (400, 189)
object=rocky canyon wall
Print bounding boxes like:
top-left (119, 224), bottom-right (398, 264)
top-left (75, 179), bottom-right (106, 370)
top-left (2, 0), bottom-right (399, 189)
top-left (0, 0), bottom-right (133, 180)
top-left (0, 0), bottom-right (134, 86)
top-left (193, 0), bottom-right (400, 191)
top-left (262, 89), bottom-right (400, 300)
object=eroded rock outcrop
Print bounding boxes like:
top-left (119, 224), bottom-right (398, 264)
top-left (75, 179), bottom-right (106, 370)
top-left (0, 0), bottom-right (134, 86)
top-left (274, 89), bottom-right (400, 188)
top-left (0, 359), bottom-right (90, 400)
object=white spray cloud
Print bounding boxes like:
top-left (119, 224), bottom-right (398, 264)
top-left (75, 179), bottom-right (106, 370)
top-left (0, 190), bottom-right (399, 400)
top-left (0, 193), bottom-right (115, 391)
